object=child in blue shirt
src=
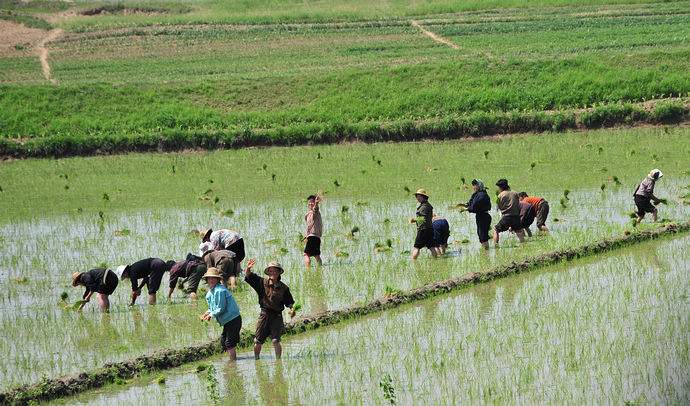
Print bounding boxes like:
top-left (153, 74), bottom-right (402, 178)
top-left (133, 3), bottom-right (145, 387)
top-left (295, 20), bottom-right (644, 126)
top-left (200, 267), bottom-right (242, 361)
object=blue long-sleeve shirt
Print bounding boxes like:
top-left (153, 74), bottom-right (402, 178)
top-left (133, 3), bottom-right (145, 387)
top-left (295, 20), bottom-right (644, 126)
top-left (205, 284), bottom-right (240, 326)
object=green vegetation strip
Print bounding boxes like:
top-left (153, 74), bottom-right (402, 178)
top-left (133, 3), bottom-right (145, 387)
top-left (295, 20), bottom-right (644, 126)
top-left (1, 221), bottom-right (688, 404)
top-left (1, 100), bottom-right (687, 159)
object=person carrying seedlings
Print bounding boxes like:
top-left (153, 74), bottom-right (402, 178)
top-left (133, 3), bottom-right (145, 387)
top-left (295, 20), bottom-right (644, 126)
top-left (410, 189), bottom-right (441, 260)
top-left (199, 242), bottom-right (239, 289)
top-left (432, 214), bottom-right (450, 255)
top-left (116, 258), bottom-right (175, 306)
top-left (71, 268), bottom-right (119, 312)
top-left (634, 169), bottom-right (664, 224)
top-left (518, 199), bottom-right (536, 237)
top-left (304, 194), bottom-right (323, 268)
top-left (458, 179), bottom-right (492, 250)
top-left (243, 259), bottom-right (296, 360)
top-left (200, 267), bottom-right (242, 361)
top-left (203, 228), bottom-right (246, 277)
top-left (494, 179), bottom-right (525, 246)
top-left (167, 253), bottom-right (206, 301)
top-left (518, 192), bottom-right (550, 232)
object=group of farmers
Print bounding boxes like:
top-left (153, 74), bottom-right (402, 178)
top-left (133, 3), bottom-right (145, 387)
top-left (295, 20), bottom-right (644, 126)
top-left (410, 178), bottom-right (550, 259)
top-left (69, 170), bottom-right (664, 360)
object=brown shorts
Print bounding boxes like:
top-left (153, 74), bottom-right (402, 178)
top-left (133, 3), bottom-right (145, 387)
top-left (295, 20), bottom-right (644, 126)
top-left (254, 311), bottom-right (285, 344)
top-left (535, 200), bottom-right (550, 228)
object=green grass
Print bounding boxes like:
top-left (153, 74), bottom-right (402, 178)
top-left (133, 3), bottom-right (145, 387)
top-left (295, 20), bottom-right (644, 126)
top-left (0, 10), bottom-right (52, 29)
top-left (0, 2), bottom-right (689, 154)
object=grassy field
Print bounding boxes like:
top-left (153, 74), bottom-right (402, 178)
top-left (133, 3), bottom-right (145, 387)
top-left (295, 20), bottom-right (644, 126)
top-left (0, 127), bottom-right (688, 391)
top-left (0, 1), bottom-right (689, 154)
top-left (51, 235), bottom-right (690, 404)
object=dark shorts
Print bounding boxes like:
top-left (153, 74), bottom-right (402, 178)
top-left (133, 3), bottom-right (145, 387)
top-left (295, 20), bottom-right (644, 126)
top-left (535, 201), bottom-right (550, 228)
top-left (634, 196), bottom-right (656, 216)
top-left (414, 228), bottom-right (437, 249)
top-left (183, 265), bottom-right (205, 294)
top-left (226, 238), bottom-right (246, 263)
top-left (97, 270), bottom-right (119, 295)
top-left (475, 212), bottom-right (492, 243)
top-left (221, 315), bottom-right (242, 350)
top-left (147, 258), bottom-right (166, 295)
top-left (254, 311), bottom-right (285, 344)
top-left (304, 236), bottom-right (321, 257)
top-left (495, 215), bottom-right (522, 233)
top-left (215, 257), bottom-right (238, 280)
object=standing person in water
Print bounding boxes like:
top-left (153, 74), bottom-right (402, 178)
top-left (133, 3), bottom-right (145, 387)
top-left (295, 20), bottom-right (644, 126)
top-left (494, 179), bottom-right (525, 246)
top-left (518, 192), bottom-right (550, 233)
top-left (634, 169), bottom-right (664, 224)
top-left (71, 268), bottom-right (119, 312)
top-left (116, 258), bottom-right (175, 306)
top-left (203, 228), bottom-right (246, 276)
top-left (410, 189), bottom-right (441, 259)
top-left (458, 179), bottom-right (492, 250)
top-left (303, 194), bottom-right (323, 268)
top-left (243, 259), bottom-right (296, 360)
top-left (200, 267), bottom-right (242, 361)
top-left (432, 214), bottom-right (450, 255)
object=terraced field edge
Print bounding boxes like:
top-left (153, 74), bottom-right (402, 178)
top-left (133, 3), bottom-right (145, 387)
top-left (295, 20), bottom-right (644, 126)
top-left (1, 221), bottom-right (688, 404)
top-left (1, 99), bottom-right (687, 159)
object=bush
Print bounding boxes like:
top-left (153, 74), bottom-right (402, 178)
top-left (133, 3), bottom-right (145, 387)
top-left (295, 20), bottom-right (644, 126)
top-left (649, 101), bottom-right (687, 124)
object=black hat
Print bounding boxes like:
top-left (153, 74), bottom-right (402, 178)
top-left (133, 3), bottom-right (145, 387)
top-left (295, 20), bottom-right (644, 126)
top-left (495, 179), bottom-right (509, 189)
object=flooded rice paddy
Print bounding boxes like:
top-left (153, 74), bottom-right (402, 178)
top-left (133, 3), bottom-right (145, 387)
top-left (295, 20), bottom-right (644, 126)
top-left (53, 235), bottom-right (690, 404)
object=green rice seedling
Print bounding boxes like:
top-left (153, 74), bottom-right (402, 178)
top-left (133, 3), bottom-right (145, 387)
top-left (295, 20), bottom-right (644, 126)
top-left (656, 198), bottom-right (668, 205)
top-left (612, 176), bottom-right (622, 186)
top-left (293, 302), bottom-right (303, 313)
top-left (335, 251), bottom-right (349, 258)
top-left (563, 189), bottom-right (570, 200)
top-left (560, 198), bottom-right (568, 209)
top-left (530, 162), bottom-right (537, 170)
top-left (60, 292), bottom-right (68, 302)
top-left (333, 180), bottom-right (341, 187)
top-left (484, 151), bottom-right (490, 159)
top-left (102, 193), bottom-right (110, 201)
top-left (341, 205), bottom-right (349, 214)
top-left (114, 229), bottom-right (131, 237)
top-left (156, 375), bottom-right (166, 385)
top-left (380, 374), bottom-right (396, 405)
top-left (600, 183), bottom-right (606, 192)
top-left (205, 365), bottom-right (220, 405)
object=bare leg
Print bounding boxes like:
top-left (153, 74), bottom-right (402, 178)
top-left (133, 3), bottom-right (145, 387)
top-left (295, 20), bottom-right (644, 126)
top-left (190, 292), bottom-right (197, 301)
top-left (481, 241), bottom-right (489, 250)
top-left (254, 342), bottom-right (262, 360)
top-left (538, 225), bottom-right (549, 232)
top-left (228, 276), bottom-right (237, 289)
top-left (273, 339), bottom-right (282, 359)
top-left (493, 230), bottom-right (500, 246)
top-left (227, 347), bottom-right (237, 361)
top-left (148, 294), bottom-right (156, 305)
top-left (411, 248), bottom-right (420, 260)
top-left (314, 256), bottom-right (323, 267)
top-left (97, 293), bottom-right (110, 313)
top-left (652, 209), bottom-right (658, 222)
top-left (303, 254), bottom-right (311, 268)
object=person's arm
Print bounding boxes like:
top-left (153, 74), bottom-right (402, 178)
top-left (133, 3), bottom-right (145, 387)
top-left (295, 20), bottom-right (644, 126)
top-left (465, 195), bottom-right (476, 213)
top-left (314, 195), bottom-right (321, 209)
top-left (284, 287), bottom-right (296, 317)
top-left (167, 274), bottom-right (177, 299)
top-left (79, 290), bottom-right (93, 310)
top-left (209, 290), bottom-right (227, 319)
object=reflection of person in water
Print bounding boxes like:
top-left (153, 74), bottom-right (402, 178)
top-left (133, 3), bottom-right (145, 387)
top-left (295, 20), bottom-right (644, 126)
top-left (223, 363), bottom-right (248, 405)
top-left (256, 361), bottom-right (289, 405)
top-left (304, 267), bottom-right (327, 314)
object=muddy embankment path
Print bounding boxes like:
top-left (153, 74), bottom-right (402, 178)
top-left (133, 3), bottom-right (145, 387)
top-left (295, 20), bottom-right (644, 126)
top-left (1, 221), bottom-right (688, 405)
top-left (36, 28), bottom-right (63, 84)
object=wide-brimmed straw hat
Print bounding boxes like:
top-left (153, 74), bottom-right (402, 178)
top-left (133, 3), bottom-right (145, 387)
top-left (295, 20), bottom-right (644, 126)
top-left (264, 261), bottom-right (284, 275)
top-left (116, 265), bottom-right (129, 280)
top-left (202, 229), bottom-right (213, 242)
top-left (201, 267), bottom-right (222, 280)
top-left (414, 189), bottom-right (429, 198)
top-left (71, 272), bottom-right (83, 287)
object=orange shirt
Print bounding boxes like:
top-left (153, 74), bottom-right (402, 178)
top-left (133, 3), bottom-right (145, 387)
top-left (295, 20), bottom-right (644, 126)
top-left (524, 196), bottom-right (544, 211)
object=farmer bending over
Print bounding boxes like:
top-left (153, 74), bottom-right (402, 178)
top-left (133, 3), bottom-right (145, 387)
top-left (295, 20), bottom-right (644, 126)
top-left (168, 253), bottom-right (206, 301)
top-left (202, 228), bottom-right (246, 272)
top-left (117, 258), bottom-right (175, 306)
top-left (634, 169), bottom-right (664, 224)
top-left (199, 242), bottom-right (239, 289)
top-left (494, 179), bottom-right (525, 246)
top-left (518, 192), bottom-right (550, 232)
top-left (244, 259), bottom-right (296, 360)
top-left (71, 268), bottom-right (119, 312)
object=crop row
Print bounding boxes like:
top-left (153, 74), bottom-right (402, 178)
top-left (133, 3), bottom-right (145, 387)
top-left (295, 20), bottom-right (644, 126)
top-left (0, 100), bottom-right (686, 159)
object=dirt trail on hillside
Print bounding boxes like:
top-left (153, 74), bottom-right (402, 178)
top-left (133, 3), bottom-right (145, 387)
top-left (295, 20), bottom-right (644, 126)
top-left (36, 28), bottom-right (63, 84)
top-left (411, 20), bottom-right (459, 49)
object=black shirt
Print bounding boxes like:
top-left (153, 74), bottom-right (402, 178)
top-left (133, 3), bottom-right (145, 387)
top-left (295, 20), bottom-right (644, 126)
top-left (81, 268), bottom-right (107, 298)
top-left (466, 190), bottom-right (491, 213)
top-left (245, 273), bottom-right (295, 314)
top-left (416, 201), bottom-right (433, 230)
top-left (127, 258), bottom-right (156, 291)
